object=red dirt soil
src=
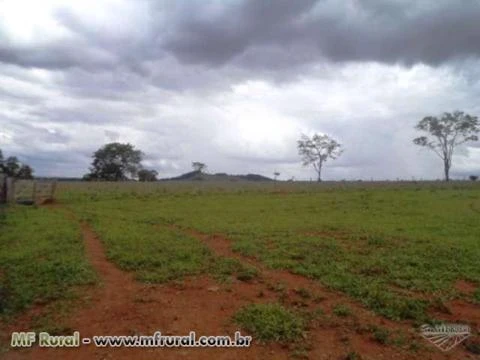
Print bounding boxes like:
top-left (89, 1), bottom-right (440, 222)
top-left (1, 210), bottom-right (478, 359)
top-left (455, 280), bottom-right (478, 296)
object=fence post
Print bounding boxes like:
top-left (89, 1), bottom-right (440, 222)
top-left (32, 181), bottom-right (37, 203)
top-left (50, 181), bottom-right (57, 201)
top-left (6, 177), bottom-right (15, 203)
top-left (0, 176), bottom-right (5, 203)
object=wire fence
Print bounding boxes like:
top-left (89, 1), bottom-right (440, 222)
top-left (0, 177), bottom-right (57, 204)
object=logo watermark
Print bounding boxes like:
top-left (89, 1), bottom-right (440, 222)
top-left (11, 331), bottom-right (252, 348)
top-left (420, 323), bottom-right (470, 351)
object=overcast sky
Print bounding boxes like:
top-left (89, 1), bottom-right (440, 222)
top-left (1, 0), bottom-right (480, 180)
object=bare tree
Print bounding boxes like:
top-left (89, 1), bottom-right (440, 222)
top-left (297, 133), bottom-right (343, 182)
top-left (192, 162), bottom-right (207, 173)
top-left (413, 111), bottom-right (479, 182)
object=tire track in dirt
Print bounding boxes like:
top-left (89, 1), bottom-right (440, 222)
top-left (166, 224), bottom-right (479, 360)
top-left (1, 207), bottom-right (296, 360)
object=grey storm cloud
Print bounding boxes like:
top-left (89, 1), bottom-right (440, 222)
top-left (1, 0), bottom-right (480, 74)
top-left (1, 0), bottom-right (480, 179)
top-left (164, 0), bottom-right (480, 69)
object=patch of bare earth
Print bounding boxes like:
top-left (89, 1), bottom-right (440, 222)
top-left (430, 280), bottom-right (479, 328)
top-left (455, 280), bottom-right (477, 297)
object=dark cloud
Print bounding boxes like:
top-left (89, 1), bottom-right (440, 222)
top-left (56, 67), bottom-right (149, 100)
top-left (163, 0), bottom-right (318, 66)
top-left (164, 0), bottom-right (480, 70)
top-left (0, 39), bottom-right (117, 71)
top-left (2, 0), bottom-right (480, 77)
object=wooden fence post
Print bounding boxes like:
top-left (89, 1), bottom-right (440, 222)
top-left (0, 176), bottom-right (5, 203)
top-left (6, 177), bottom-right (15, 203)
top-left (50, 181), bottom-right (57, 201)
top-left (32, 181), bottom-right (37, 203)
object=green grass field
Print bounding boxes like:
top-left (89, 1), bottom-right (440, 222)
top-left (1, 181), bottom-right (479, 355)
top-left (0, 205), bottom-right (96, 317)
top-left (56, 181), bottom-right (480, 322)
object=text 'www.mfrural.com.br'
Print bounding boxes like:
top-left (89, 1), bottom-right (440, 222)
top-left (11, 331), bottom-right (252, 348)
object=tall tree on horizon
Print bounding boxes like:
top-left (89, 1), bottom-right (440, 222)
top-left (413, 111), bottom-right (479, 181)
top-left (297, 133), bottom-right (343, 182)
top-left (84, 143), bottom-right (144, 181)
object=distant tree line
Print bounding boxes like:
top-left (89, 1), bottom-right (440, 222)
top-left (79, 110), bottom-right (479, 183)
top-left (81, 143), bottom-right (215, 182)
top-left (0, 149), bottom-right (34, 179)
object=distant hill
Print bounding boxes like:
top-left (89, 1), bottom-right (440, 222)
top-left (161, 170), bottom-right (273, 182)
top-left (236, 173), bottom-right (273, 181)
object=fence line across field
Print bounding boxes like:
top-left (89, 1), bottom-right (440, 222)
top-left (1, 177), bottom-right (57, 204)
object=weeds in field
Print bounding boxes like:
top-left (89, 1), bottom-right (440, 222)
top-left (295, 287), bottom-right (312, 299)
top-left (370, 326), bottom-right (390, 344)
top-left (233, 303), bottom-right (305, 342)
top-left (236, 266), bottom-right (258, 282)
top-left (333, 304), bottom-right (352, 317)
top-left (474, 288), bottom-right (480, 303)
top-left (345, 351), bottom-right (361, 360)
top-left (210, 257), bottom-right (258, 282)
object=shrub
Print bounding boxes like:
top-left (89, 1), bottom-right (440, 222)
top-left (333, 304), bottom-right (352, 317)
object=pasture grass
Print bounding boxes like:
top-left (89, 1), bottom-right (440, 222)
top-left (59, 181), bottom-right (480, 322)
top-left (0, 206), bottom-right (96, 316)
top-left (75, 207), bottom-right (259, 283)
top-left (83, 215), bottom-right (211, 283)
top-left (233, 303), bottom-right (305, 342)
